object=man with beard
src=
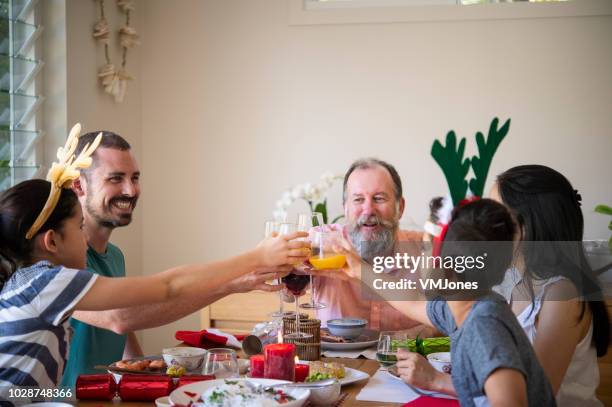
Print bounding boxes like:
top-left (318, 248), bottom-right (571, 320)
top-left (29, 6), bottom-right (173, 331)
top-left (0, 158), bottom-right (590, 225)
top-left (61, 131), bottom-right (287, 387)
top-left (313, 158), bottom-right (430, 332)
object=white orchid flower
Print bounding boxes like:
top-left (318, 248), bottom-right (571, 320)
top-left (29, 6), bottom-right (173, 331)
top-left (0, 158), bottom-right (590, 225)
top-left (291, 184), bottom-right (304, 200)
top-left (310, 186), bottom-right (323, 202)
top-left (302, 183), bottom-right (315, 201)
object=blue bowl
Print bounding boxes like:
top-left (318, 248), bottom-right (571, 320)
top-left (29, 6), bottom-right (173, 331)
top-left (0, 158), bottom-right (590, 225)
top-left (326, 318), bottom-right (368, 339)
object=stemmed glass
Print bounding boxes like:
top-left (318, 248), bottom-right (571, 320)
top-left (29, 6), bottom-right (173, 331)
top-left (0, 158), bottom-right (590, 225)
top-left (376, 331), bottom-right (407, 368)
top-left (297, 212), bottom-right (327, 310)
top-left (280, 222), bottom-right (313, 340)
top-left (265, 220), bottom-right (286, 318)
top-left (202, 348), bottom-right (239, 378)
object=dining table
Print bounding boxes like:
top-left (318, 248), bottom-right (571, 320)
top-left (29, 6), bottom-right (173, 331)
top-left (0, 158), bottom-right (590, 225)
top-left (76, 357), bottom-right (404, 407)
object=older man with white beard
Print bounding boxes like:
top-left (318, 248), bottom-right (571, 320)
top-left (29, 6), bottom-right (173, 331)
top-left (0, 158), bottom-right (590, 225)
top-left (312, 158), bottom-right (431, 333)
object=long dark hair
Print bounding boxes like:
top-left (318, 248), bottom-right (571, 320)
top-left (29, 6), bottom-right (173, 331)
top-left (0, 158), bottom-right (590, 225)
top-left (497, 164), bottom-right (610, 357)
top-left (0, 179), bottom-right (79, 290)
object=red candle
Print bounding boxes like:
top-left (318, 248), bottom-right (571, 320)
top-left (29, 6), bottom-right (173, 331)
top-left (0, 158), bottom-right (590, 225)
top-left (264, 343), bottom-right (295, 381)
top-left (250, 354), bottom-right (265, 378)
top-left (295, 363), bottom-right (310, 382)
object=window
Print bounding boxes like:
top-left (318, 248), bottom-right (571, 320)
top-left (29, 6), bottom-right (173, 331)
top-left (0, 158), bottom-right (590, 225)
top-left (291, 0), bottom-right (610, 25)
top-left (0, 0), bottom-right (42, 192)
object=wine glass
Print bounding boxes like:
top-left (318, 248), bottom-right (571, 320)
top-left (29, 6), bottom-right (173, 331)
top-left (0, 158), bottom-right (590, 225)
top-left (265, 220), bottom-right (286, 318)
top-left (297, 212), bottom-right (327, 310)
top-left (376, 331), bottom-right (407, 368)
top-left (202, 348), bottom-right (239, 378)
top-left (309, 229), bottom-right (347, 271)
top-left (280, 221), bottom-right (313, 340)
top-left (282, 269), bottom-right (312, 340)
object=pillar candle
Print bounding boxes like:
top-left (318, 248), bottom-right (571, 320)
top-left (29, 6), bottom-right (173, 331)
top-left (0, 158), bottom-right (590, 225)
top-left (295, 363), bottom-right (310, 382)
top-left (249, 354), bottom-right (265, 378)
top-left (264, 343), bottom-right (295, 381)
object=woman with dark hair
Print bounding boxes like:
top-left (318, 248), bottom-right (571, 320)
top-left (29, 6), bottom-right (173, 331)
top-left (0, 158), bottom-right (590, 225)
top-left (491, 164), bottom-right (609, 407)
top-left (398, 165), bottom-right (609, 406)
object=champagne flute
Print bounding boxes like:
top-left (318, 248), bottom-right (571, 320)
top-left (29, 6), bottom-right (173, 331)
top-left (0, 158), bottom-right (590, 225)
top-left (297, 212), bottom-right (327, 310)
top-left (265, 220), bottom-right (285, 318)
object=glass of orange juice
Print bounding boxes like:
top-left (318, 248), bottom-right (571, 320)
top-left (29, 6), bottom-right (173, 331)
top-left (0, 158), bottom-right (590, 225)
top-left (309, 230), bottom-right (347, 270)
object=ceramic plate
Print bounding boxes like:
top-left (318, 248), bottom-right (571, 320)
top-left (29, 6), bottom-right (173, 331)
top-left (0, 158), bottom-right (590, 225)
top-left (320, 328), bottom-right (379, 351)
top-left (108, 354), bottom-right (166, 375)
top-left (169, 378), bottom-right (310, 407)
top-left (300, 361), bottom-right (370, 386)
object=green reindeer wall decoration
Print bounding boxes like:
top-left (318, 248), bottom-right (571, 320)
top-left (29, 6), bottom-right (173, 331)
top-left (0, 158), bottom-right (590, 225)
top-left (431, 117), bottom-right (510, 205)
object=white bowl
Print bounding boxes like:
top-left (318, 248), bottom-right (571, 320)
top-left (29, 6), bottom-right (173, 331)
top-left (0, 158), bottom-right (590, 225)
top-left (427, 351), bottom-right (451, 374)
top-left (162, 346), bottom-right (207, 371)
top-left (308, 379), bottom-right (341, 406)
top-left (326, 318), bottom-right (368, 339)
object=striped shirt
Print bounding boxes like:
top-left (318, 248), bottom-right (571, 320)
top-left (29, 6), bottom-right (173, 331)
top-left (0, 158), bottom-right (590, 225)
top-left (0, 261), bottom-right (97, 389)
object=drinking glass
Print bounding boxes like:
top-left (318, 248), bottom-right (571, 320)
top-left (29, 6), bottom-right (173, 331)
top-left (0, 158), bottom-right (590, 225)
top-left (280, 221), bottom-right (313, 340)
top-left (376, 331), bottom-right (407, 367)
top-left (282, 269), bottom-right (312, 340)
top-left (202, 348), bottom-right (239, 378)
top-left (309, 229), bottom-right (347, 270)
top-left (297, 212), bottom-right (327, 310)
top-left (265, 220), bottom-right (285, 318)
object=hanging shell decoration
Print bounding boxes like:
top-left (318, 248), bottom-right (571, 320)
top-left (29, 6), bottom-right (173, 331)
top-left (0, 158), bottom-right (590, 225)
top-left (93, 0), bottom-right (139, 103)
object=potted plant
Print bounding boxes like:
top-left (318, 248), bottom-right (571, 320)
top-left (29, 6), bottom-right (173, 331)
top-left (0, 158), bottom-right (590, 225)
top-left (585, 205), bottom-right (612, 280)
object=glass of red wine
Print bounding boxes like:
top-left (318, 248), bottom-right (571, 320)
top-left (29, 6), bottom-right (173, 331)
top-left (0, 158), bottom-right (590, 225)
top-left (280, 220), bottom-right (313, 339)
top-left (282, 270), bottom-right (312, 339)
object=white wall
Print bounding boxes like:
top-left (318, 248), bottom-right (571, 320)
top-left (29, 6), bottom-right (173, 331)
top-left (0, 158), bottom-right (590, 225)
top-left (59, 0), bottom-right (612, 353)
top-left (44, 0), bottom-right (144, 280)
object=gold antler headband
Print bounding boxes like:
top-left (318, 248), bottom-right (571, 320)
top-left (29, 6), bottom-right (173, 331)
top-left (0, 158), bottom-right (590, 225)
top-left (25, 124), bottom-right (102, 239)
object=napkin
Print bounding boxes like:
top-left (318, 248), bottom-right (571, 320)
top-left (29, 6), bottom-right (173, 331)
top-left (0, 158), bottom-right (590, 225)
top-left (356, 369), bottom-right (420, 403)
top-left (403, 397), bottom-right (460, 407)
top-left (175, 329), bottom-right (245, 349)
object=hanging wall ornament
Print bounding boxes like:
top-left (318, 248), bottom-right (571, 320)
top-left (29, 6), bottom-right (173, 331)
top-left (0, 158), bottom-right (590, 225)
top-left (92, 0), bottom-right (140, 103)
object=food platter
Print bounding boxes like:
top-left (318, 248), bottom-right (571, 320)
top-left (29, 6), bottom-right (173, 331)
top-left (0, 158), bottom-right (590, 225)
top-left (107, 355), bottom-right (167, 375)
top-left (169, 378), bottom-right (310, 407)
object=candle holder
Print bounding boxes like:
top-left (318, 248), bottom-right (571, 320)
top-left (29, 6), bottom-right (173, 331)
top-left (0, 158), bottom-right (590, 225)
top-left (282, 316), bottom-right (321, 361)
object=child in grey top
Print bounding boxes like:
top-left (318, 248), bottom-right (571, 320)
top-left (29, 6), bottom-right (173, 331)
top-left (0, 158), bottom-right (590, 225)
top-left (427, 293), bottom-right (555, 407)
top-left (388, 199), bottom-right (556, 406)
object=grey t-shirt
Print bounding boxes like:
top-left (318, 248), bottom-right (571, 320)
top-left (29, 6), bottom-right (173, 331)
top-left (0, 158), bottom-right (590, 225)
top-left (426, 293), bottom-right (556, 407)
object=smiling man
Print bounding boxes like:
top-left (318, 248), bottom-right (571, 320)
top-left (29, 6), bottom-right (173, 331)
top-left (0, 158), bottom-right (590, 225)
top-left (60, 132), bottom-right (141, 389)
top-left (60, 131), bottom-right (285, 387)
top-left (314, 158), bottom-right (427, 332)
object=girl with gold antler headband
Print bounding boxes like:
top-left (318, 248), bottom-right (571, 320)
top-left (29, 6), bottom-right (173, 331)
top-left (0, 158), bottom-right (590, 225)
top-left (0, 124), bottom-right (311, 390)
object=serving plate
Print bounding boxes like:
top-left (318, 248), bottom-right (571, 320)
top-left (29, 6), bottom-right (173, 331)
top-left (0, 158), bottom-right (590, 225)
top-left (320, 328), bottom-right (379, 351)
top-left (299, 360), bottom-right (369, 386)
top-left (169, 378), bottom-right (309, 407)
